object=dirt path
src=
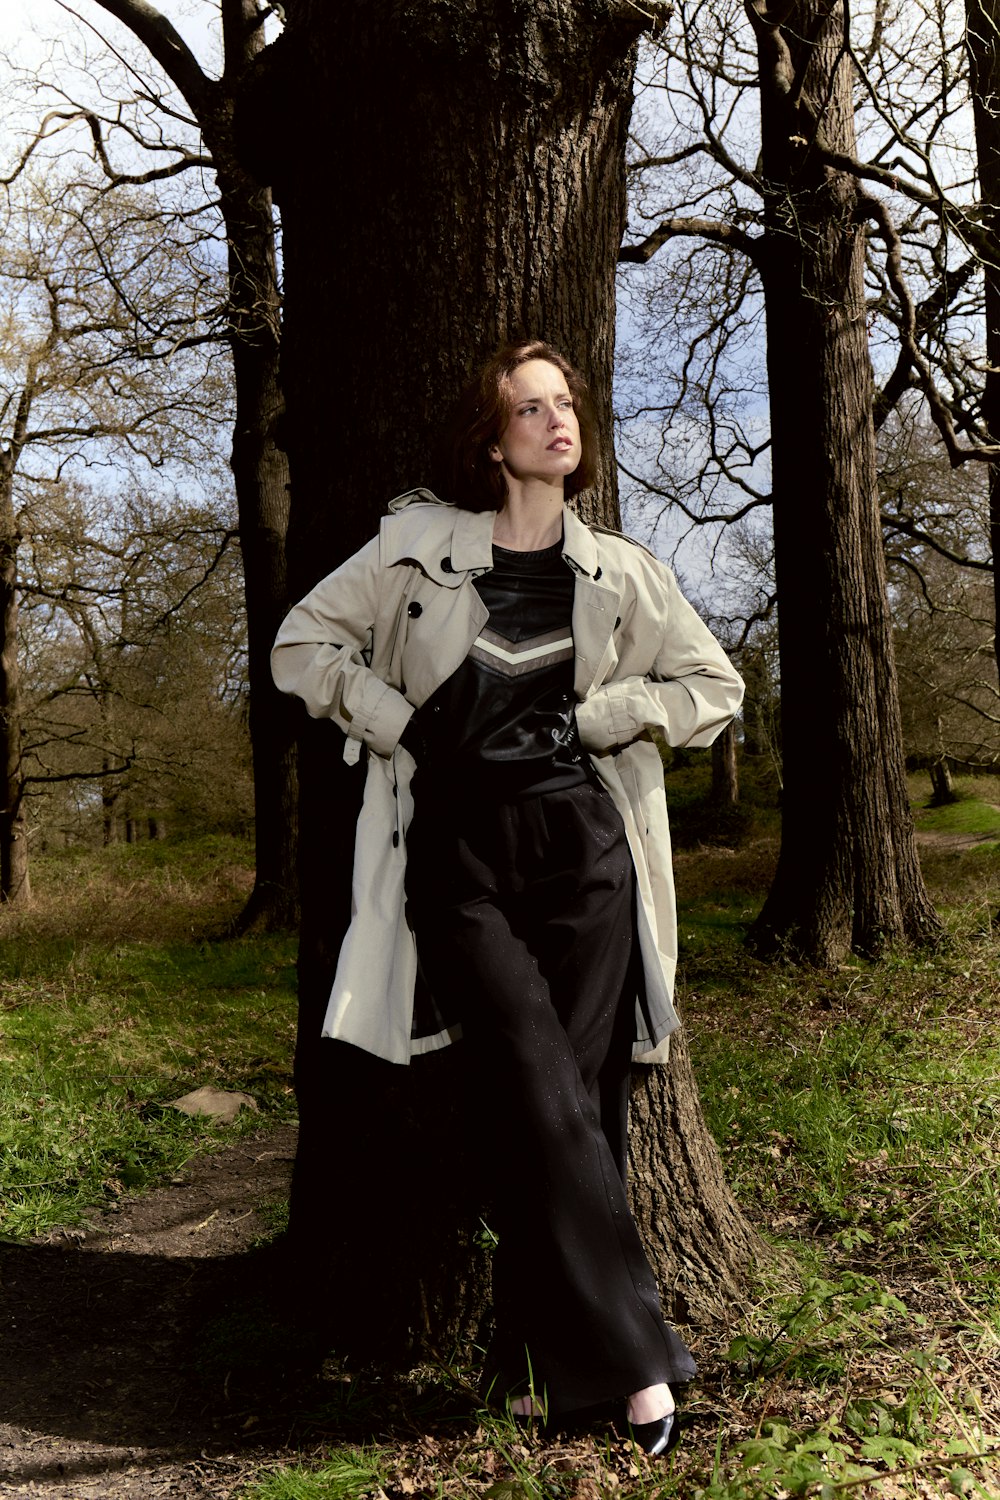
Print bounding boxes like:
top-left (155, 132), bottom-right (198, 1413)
top-left (0, 1125), bottom-right (303, 1499)
top-left (914, 828), bottom-right (999, 851)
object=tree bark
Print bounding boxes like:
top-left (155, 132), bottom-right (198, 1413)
top-left (929, 757), bottom-right (956, 806)
top-left (629, 1036), bottom-right (762, 1324)
top-left (92, 0), bottom-right (299, 930)
top-left (747, 0), bottom-right (941, 962)
top-left (240, 0), bottom-right (761, 1360)
top-left (0, 456), bottom-right (30, 903)
top-left (0, 361), bottom-right (39, 904)
top-left (212, 0), bottom-right (299, 932)
top-left (966, 0), bottom-right (1000, 690)
top-left (101, 766), bottom-right (119, 846)
top-left (711, 721), bottom-right (739, 806)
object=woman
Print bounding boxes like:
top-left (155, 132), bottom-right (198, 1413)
top-left (272, 341), bottom-right (743, 1454)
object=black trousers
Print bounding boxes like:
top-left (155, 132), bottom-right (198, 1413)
top-left (406, 777), bottom-right (696, 1416)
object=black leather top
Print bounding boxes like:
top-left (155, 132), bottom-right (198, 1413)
top-left (414, 540), bottom-right (589, 801)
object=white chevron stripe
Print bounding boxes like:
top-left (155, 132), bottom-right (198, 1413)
top-left (473, 633), bottom-right (574, 666)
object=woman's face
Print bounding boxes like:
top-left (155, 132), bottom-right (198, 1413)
top-left (490, 359), bottom-right (581, 491)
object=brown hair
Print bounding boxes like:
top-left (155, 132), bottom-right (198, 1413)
top-left (435, 340), bottom-right (599, 512)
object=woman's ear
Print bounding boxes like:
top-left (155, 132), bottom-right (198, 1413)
top-left (489, 444), bottom-right (502, 462)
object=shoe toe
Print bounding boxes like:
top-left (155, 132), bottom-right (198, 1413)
top-left (627, 1411), bottom-right (679, 1457)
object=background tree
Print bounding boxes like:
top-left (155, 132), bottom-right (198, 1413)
top-left (19, 479), bottom-right (251, 848)
top-left (11, 0), bottom-right (297, 928)
top-left (616, 0), bottom-right (993, 961)
top-left (237, 0), bottom-right (764, 1360)
top-left (880, 411), bottom-right (997, 790)
top-left (745, 0), bottom-right (940, 959)
top-left (0, 165), bottom-right (228, 897)
top-left (967, 0), bottom-right (1000, 686)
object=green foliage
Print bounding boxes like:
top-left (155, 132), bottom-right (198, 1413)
top-left (240, 1451), bottom-right (390, 1500)
top-left (661, 751), bottom-right (781, 850)
top-left (726, 1273), bottom-right (910, 1384)
top-left (0, 837), bottom-right (296, 1237)
top-left (718, 1417), bottom-right (881, 1497)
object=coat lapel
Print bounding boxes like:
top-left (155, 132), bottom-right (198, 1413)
top-left (571, 575), bottom-right (620, 697)
top-left (563, 510), bottom-right (620, 697)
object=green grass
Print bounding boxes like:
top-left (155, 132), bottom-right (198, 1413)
top-left (681, 954), bottom-right (1000, 1305)
top-left (240, 1451), bottom-right (390, 1500)
top-left (912, 774), bottom-right (1000, 841)
top-left (666, 823), bottom-right (1000, 1325)
top-left (5, 809), bottom-right (1000, 1499)
top-left (0, 835), bottom-right (297, 1237)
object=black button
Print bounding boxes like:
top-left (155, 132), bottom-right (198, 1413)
top-left (594, 566), bottom-right (602, 580)
top-left (440, 556), bottom-right (454, 573)
top-left (408, 601), bottom-right (423, 617)
top-left (432, 704), bottom-right (442, 714)
top-left (392, 831), bottom-right (400, 847)
top-left (615, 616), bottom-right (621, 628)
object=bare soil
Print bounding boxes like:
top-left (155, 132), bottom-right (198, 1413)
top-left (0, 1125), bottom-right (305, 1499)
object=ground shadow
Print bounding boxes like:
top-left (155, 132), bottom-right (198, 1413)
top-left (0, 1232), bottom-right (481, 1489)
top-left (3, 1240), bottom-right (279, 1453)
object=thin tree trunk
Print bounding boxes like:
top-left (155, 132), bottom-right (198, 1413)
top-left (711, 721), bottom-right (739, 807)
top-left (747, 0), bottom-right (941, 963)
top-left (0, 460), bottom-right (29, 903)
top-left (241, 0), bottom-right (760, 1356)
top-left (101, 766), bottom-right (118, 846)
top-left (966, 0), bottom-right (1000, 691)
top-left (92, 0), bottom-right (299, 931)
top-left (0, 367), bottom-right (38, 904)
top-left (214, 0), bottom-right (298, 933)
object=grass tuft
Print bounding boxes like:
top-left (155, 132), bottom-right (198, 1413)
top-left (240, 1450), bottom-right (390, 1500)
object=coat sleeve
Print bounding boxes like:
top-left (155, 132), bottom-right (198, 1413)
top-left (271, 535), bottom-right (414, 759)
top-left (574, 560), bottom-right (743, 752)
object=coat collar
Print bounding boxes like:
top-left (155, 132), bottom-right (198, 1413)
top-left (560, 506), bottom-right (601, 578)
top-left (454, 503), bottom-right (603, 579)
top-left (386, 490), bottom-right (605, 581)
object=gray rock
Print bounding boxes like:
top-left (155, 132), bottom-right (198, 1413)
top-left (169, 1086), bottom-right (258, 1124)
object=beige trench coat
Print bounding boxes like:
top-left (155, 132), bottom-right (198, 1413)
top-left (272, 491), bottom-right (744, 1066)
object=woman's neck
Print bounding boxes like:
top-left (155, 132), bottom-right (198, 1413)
top-left (492, 488), bottom-right (565, 552)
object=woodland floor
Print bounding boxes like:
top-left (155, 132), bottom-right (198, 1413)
top-left (2, 825), bottom-right (999, 1499)
top-left (4, 1110), bottom-right (998, 1500)
top-left (0, 1123), bottom-right (302, 1499)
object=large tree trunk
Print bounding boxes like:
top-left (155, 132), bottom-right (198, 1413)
top-left (92, 0), bottom-right (299, 931)
top-left (240, 0), bottom-right (763, 1360)
top-left (966, 0), bottom-right (1000, 691)
top-left (630, 1037), bottom-right (761, 1322)
top-left (747, 0), bottom-right (941, 963)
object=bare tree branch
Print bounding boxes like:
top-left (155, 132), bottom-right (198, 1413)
top-left (620, 214), bottom-right (763, 265)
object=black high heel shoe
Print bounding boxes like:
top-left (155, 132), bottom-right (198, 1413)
top-left (627, 1409), bottom-right (680, 1457)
